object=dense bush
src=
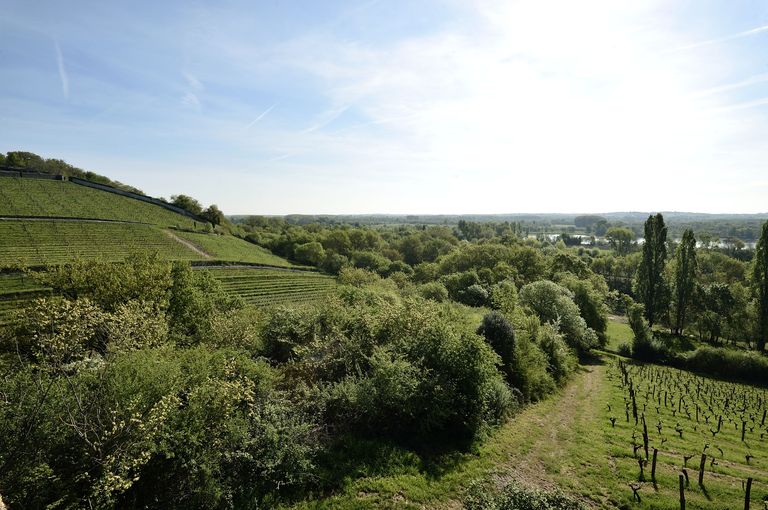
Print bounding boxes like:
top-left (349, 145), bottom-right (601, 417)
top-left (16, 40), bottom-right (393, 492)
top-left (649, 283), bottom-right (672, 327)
top-left (684, 346), bottom-right (768, 385)
top-left (477, 312), bottom-right (517, 384)
top-left (0, 348), bottom-right (319, 509)
top-left (477, 312), bottom-right (575, 402)
top-left (536, 323), bottom-right (578, 383)
top-left (627, 303), bottom-right (669, 361)
top-left (265, 295), bottom-right (517, 446)
top-left (519, 280), bottom-right (598, 351)
top-left (417, 281), bottom-right (450, 302)
top-left (465, 479), bottom-right (585, 510)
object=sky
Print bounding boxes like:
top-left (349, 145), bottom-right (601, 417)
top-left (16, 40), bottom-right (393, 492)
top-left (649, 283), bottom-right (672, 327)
top-left (1, 0), bottom-right (767, 215)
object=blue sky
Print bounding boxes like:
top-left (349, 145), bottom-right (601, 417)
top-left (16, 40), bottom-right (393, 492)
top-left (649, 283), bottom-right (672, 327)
top-left (1, 0), bottom-right (767, 214)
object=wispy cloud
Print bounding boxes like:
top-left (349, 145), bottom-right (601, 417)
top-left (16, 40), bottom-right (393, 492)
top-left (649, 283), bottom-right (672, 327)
top-left (668, 23), bottom-right (768, 52)
top-left (181, 92), bottom-right (200, 108)
top-left (711, 96), bottom-right (768, 113)
top-left (243, 103), bottom-right (275, 130)
top-left (53, 39), bottom-right (69, 99)
top-left (181, 71), bottom-right (203, 109)
top-left (183, 71), bottom-right (203, 91)
top-left (267, 153), bottom-right (293, 162)
top-left (696, 72), bottom-right (768, 97)
top-left (303, 105), bottom-right (350, 133)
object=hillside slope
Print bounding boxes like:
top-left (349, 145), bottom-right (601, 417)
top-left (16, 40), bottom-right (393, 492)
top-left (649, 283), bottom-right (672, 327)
top-left (0, 176), bottom-right (299, 268)
top-left (0, 177), bottom-right (200, 228)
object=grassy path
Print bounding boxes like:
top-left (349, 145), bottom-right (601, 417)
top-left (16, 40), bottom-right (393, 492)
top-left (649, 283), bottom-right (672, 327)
top-left (164, 230), bottom-right (212, 259)
top-left (289, 360), bottom-right (609, 509)
top-left (292, 355), bottom-right (768, 509)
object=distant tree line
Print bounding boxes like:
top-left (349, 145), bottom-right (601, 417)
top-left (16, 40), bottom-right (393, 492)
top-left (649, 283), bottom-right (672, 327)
top-left (0, 151), bottom-right (143, 194)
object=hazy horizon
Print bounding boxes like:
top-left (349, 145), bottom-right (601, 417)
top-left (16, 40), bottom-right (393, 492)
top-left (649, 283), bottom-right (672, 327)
top-left (2, 0), bottom-right (768, 214)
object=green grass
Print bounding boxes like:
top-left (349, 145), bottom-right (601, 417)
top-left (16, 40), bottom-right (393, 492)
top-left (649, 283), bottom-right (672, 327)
top-left (0, 220), bottom-right (205, 266)
top-left (284, 355), bottom-right (768, 509)
top-left (173, 231), bottom-right (300, 266)
top-left (589, 359), bottom-right (768, 509)
top-left (0, 177), bottom-right (200, 228)
top-left (606, 317), bottom-right (633, 352)
top-left (283, 362), bottom-right (603, 509)
top-left (209, 268), bottom-right (335, 306)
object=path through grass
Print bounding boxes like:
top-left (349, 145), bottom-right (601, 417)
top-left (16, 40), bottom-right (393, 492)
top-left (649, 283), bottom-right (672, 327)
top-left (287, 360), bottom-right (607, 509)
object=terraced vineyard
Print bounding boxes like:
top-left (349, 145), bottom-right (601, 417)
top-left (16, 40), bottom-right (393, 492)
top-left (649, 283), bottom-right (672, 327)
top-left (209, 268), bottom-right (336, 306)
top-left (0, 272), bottom-right (50, 325)
top-left (173, 231), bottom-right (301, 267)
top-left (0, 177), bottom-right (201, 229)
top-left (0, 220), bottom-right (205, 266)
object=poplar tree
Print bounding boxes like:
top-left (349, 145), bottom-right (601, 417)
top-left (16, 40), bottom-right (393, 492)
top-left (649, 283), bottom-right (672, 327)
top-left (671, 229), bottom-right (697, 335)
top-left (753, 221), bottom-right (768, 352)
top-left (635, 213), bottom-right (668, 326)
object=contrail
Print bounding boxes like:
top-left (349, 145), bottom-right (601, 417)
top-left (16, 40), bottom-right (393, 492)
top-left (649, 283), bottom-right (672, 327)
top-left (54, 40), bottom-right (69, 99)
top-left (695, 72), bottom-right (768, 97)
top-left (244, 104), bottom-right (276, 130)
top-left (668, 24), bottom-right (768, 53)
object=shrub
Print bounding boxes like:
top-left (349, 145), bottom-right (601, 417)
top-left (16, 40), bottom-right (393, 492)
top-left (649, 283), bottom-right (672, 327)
top-left (519, 280), bottom-right (598, 351)
top-left (617, 342), bottom-right (632, 357)
top-left (465, 479), bottom-right (585, 510)
top-left (684, 346), bottom-right (768, 385)
top-left (0, 347), bottom-right (320, 509)
top-left (385, 260), bottom-right (414, 277)
top-left (351, 250), bottom-right (391, 274)
top-left (536, 323), bottom-right (577, 384)
top-left (490, 279), bottom-right (517, 316)
top-left (337, 267), bottom-right (380, 287)
top-left (302, 297), bottom-right (514, 446)
top-left (477, 312), bottom-right (516, 384)
top-left (627, 303), bottom-right (668, 361)
top-left (464, 283), bottom-right (490, 307)
top-left (260, 306), bottom-right (317, 363)
top-left (477, 312), bottom-right (556, 402)
top-left (294, 241), bottom-right (325, 266)
top-left (417, 281), bottom-right (449, 302)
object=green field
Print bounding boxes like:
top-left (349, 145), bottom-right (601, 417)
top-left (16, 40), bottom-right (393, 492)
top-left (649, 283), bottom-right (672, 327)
top-left (0, 220), bottom-right (205, 266)
top-left (0, 177), bottom-right (200, 228)
top-left (606, 317), bottom-right (633, 352)
top-left (173, 230), bottom-right (301, 267)
top-left (209, 268), bottom-right (335, 306)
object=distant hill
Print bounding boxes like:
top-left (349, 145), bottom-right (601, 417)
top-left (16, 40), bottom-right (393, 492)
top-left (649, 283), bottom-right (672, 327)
top-left (0, 166), bottom-right (298, 268)
top-left (0, 177), bottom-right (202, 229)
top-left (0, 150), bottom-right (143, 193)
top-left (232, 212), bottom-right (768, 241)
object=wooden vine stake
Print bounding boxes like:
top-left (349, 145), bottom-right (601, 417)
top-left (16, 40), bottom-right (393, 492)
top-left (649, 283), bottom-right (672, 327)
top-left (679, 473), bottom-right (686, 510)
top-left (744, 477), bottom-right (752, 510)
top-left (698, 453), bottom-right (706, 486)
top-left (651, 448), bottom-right (658, 482)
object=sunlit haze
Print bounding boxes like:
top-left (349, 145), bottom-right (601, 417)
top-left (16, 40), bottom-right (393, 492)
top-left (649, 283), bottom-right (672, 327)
top-left (2, 0), bottom-right (767, 214)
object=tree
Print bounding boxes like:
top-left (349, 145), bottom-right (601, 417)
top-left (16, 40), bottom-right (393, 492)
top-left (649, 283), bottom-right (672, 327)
top-left (694, 283), bottom-right (735, 344)
top-left (294, 242), bottom-right (325, 266)
top-left (671, 229), bottom-right (697, 335)
top-left (170, 195), bottom-right (203, 215)
top-left (634, 214), bottom-right (668, 326)
top-left (518, 280), bottom-right (598, 351)
top-left (322, 230), bottom-right (352, 257)
top-left (605, 227), bottom-right (634, 255)
top-left (752, 221), bottom-right (768, 352)
top-left (201, 204), bottom-right (226, 226)
top-left (477, 312), bottom-right (516, 385)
